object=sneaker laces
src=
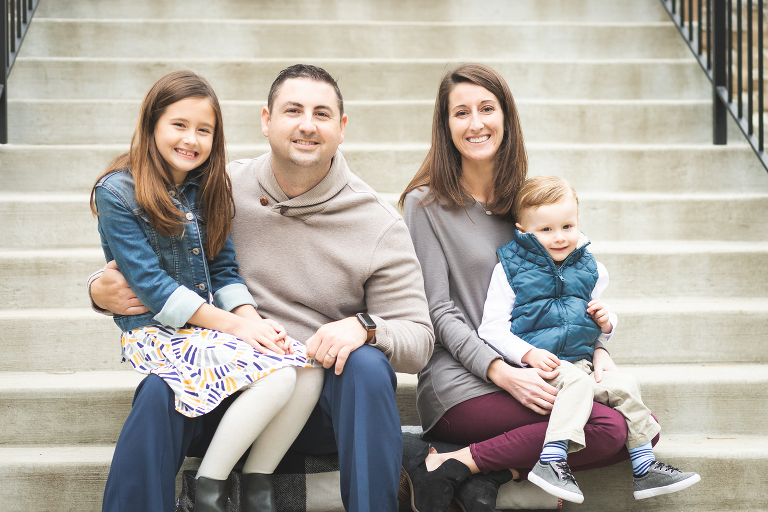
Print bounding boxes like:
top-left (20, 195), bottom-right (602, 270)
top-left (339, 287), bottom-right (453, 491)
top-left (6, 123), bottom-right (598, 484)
top-left (650, 461), bottom-right (680, 474)
top-left (552, 461), bottom-right (577, 482)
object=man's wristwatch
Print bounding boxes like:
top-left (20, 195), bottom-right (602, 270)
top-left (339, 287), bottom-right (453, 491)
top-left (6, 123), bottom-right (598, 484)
top-left (356, 313), bottom-right (376, 343)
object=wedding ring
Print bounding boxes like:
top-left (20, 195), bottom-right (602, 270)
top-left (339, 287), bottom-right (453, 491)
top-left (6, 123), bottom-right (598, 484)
top-left (327, 352), bottom-right (337, 359)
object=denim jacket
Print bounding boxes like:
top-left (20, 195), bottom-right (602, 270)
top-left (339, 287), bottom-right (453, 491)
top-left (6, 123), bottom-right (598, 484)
top-left (94, 168), bottom-right (256, 332)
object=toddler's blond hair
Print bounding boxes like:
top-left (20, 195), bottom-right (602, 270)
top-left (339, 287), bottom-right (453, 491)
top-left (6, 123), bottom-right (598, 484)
top-left (512, 176), bottom-right (579, 224)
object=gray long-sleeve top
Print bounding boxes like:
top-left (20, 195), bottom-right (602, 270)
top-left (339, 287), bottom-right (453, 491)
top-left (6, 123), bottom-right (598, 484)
top-left (403, 187), bottom-right (514, 432)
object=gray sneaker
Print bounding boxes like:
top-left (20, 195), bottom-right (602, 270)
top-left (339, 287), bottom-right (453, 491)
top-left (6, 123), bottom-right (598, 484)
top-left (633, 461), bottom-right (701, 500)
top-left (528, 460), bottom-right (584, 504)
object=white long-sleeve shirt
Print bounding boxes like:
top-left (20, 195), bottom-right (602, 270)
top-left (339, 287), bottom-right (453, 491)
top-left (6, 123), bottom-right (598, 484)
top-left (478, 261), bottom-right (618, 367)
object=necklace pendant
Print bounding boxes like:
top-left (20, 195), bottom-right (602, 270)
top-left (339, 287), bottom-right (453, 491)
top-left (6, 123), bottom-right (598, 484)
top-left (485, 210), bottom-right (492, 216)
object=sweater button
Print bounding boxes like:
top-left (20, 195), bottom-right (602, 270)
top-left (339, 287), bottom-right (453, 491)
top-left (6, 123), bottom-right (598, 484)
top-left (260, 197), bottom-right (268, 206)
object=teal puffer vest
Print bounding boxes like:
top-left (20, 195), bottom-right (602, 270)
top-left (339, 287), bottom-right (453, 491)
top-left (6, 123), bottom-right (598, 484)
top-left (497, 230), bottom-right (602, 363)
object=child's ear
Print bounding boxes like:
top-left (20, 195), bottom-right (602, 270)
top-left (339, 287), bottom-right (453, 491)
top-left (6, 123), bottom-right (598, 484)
top-left (515, 222), bottom-right (525, 232)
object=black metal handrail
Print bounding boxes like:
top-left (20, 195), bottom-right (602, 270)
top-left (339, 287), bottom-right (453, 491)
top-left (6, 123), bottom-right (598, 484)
top-left (1, 0), bottom-right (40, 144)
top-left (660, 0), bottom-right (767, 171)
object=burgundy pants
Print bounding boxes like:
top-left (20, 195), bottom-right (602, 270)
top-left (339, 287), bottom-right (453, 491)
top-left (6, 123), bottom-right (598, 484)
top-left (431, 391), bottom-right (660, 475)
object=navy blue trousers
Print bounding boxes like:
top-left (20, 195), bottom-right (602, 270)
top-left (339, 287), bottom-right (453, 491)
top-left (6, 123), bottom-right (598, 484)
top-left (102, 345), bottom-right (402, 512)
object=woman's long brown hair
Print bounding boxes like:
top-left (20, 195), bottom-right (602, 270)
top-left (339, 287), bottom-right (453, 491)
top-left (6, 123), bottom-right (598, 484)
top-left (90, 70), bottom-right (233, 259)
top-left (399, 63), bottom-right (528, 220)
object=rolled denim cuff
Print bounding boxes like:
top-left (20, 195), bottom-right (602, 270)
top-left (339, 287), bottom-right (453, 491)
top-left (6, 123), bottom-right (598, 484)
top-left (154, 286), bottom-right (206, 328)
top-left (214, 283), bottom-right (257, 312)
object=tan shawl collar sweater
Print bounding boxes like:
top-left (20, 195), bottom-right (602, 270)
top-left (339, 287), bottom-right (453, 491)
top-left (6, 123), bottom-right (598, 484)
top-left (228, 150), bottom-right (434, 374)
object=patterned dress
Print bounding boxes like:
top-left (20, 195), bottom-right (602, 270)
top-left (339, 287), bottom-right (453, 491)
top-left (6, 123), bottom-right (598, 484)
top-left (121, 326), bottom-right (318, 417)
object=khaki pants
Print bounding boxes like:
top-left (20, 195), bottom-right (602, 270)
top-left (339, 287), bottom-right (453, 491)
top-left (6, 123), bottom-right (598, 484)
top-left (543, 359), bottom-right (661, 452)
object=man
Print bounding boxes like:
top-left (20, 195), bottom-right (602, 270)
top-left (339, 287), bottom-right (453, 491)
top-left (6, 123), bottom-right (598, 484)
top-left (90, 65), bottom-right (434, 512)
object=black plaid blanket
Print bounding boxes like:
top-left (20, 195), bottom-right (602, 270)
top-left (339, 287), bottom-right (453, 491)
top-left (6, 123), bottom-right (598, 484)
top-left (176, 427), bottom-right (560, 512)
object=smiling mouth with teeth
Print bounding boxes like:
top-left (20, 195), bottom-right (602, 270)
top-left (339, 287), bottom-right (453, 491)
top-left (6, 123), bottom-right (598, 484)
top-left (294, 140), bottom-right (319, 146)
top-left (175, 148), bottom-right (198, 157)
top-left (468, 135), bottom-right (490, 143)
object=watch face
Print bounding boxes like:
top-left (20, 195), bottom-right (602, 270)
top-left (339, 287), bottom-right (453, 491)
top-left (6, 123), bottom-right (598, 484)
top-left (357, 313), bottom-right (376, 330)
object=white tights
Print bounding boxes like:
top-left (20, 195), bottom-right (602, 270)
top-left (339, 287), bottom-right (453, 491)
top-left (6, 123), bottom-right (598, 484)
top-left (196, 366), bottom-right (325, 480)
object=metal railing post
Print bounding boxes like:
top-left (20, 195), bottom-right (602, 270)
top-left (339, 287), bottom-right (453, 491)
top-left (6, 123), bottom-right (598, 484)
top-left (1, 0), bottom-right (8, 144)
top-left (713, 0), bottom-right (728, 144)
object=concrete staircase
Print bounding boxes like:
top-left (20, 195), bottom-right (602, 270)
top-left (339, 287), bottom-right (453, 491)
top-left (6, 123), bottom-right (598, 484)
top-left (2, 0), bottom-right (767, 510)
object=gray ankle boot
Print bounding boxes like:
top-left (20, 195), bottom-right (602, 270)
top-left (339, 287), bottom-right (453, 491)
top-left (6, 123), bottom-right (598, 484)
top-left (241, 473), bottom-right (277, 512)
top-left (194, 476), bottom-right (230, 512)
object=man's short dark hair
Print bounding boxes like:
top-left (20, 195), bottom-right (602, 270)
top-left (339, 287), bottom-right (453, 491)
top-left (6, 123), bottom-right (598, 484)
top-left (267, 64), bottom-right (344, 116)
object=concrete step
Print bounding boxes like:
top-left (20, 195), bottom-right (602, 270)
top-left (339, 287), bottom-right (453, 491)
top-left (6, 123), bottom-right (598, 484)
top-left (7, 191), bottom-right (768, 250)
top-left (21, 20), bottom-right (689, 60)
top-left (0, 445), bottom-right (201, 512)
top-left (1, 436), bottom-right (764, 511)
top-left (9, 57), bottom-right (710, 101)
top-left (566, 435), bottom-right (768, 512)
top-left (34, 0), bottom-right (671, 22)
top-left (0, 371), bottom-right (418, 445)
top-left (3, 144), bottom-right (768, 195)
top-left (0, 194), bottom-right (98, 249)
top-left (8, 99), bottom-right (719, 145)
top-left (4, 242), bottom-right (768, 309)
top-left (587, 241), bottom-right (768, 300)
top-left (1, 365), bottom-right (766, 446)
top-left (2, 299), bottom-right (767, 372)
top-left (0, 309), bottom-right (124, 372)
top-left (608, 299), bottom-right (768, 365)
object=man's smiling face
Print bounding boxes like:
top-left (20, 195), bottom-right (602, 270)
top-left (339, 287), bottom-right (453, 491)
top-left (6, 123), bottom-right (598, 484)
top-left (261, 77), bottom-right (347, 173)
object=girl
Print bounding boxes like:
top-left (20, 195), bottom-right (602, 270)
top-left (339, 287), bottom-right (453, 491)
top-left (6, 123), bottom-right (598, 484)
top-left (91, 70), bottom-right (322, 512)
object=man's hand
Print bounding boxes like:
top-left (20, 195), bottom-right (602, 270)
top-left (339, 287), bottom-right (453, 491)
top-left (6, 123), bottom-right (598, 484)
top-left (587, 300), bottom-right (613, 333)
top-left (592, 347), bottom-right (618, 383)
top-left (521, 348), bottom-right (561, 371)
top-left (487, 359), bottom-right (558, 415)
top-left (91, 260), bottom-right (149, 315)
top-left (306, 317), bottom-right (367, 375)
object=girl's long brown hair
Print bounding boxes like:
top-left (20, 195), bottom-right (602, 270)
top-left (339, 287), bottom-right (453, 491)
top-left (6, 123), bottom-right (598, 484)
top-left (399, 63), bottom-right (528, 220)
top-left (91, 70), bottom-right (233, 259)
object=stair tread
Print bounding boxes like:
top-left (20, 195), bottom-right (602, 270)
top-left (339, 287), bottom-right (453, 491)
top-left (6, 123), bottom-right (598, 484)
top-left (2, 364), bottom-right (766, 391)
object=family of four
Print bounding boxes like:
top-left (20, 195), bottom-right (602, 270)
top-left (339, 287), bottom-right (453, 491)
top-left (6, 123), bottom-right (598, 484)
top-left (88, 63), bottom-right (699, 512)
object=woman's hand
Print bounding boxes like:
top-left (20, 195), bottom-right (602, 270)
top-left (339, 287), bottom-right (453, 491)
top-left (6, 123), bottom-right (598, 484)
top-left (487, 359), bottom-right (559, 415)
top-left (592, 347), bottom-right (617, 383)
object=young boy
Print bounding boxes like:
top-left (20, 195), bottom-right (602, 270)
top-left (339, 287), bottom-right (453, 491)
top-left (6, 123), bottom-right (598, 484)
top-left (478, 176), bottom-right (700, 504)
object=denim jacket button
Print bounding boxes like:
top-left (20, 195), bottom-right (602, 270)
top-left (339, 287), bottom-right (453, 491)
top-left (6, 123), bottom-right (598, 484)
top-left (169, 190), bottom-right (176, 197)
top-left (191, 248), bottom-right (200, 255)
top-left (198, 283), bottom-right (206, 291)
top-left (185, 212), bottom-right (194, 220)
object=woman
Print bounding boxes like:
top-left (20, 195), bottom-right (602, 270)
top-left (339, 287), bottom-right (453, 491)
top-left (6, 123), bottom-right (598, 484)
top-left (399, 63), bottom-right (657, 512)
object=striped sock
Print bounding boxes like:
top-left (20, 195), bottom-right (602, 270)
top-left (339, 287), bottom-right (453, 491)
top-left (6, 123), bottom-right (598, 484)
top-left (540, 440), bottom-right (568, 463)
top-left (628, 442), bottom-right (655, 477)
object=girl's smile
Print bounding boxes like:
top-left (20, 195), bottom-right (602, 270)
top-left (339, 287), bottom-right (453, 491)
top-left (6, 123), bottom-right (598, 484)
top-left (154, 97), bottom-right (216, 184)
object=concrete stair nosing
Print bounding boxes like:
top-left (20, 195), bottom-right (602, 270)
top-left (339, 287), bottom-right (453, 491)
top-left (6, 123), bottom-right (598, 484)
top-left (3, 143), bottom-right (768, 195)
top-left (2, 365), bottom-right (768, 446)
top-left (8, 99), bottom-right (725, 145)
top-left (4, 242), bottom-right (768, 309)
top-left (20, 20), bottom-right (691, 60)
top-left (9, 57), bottom-right (711, 101)
top-left (7, 190), bottom-right (768, 249)
top-left (33, 0), bottom-right (672, 23)
top-left (3, 300), bottom-right (768, 371)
